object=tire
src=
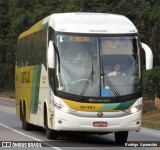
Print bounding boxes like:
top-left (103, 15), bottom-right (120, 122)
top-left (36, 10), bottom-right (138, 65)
top-left (20, 101), bottom-right (23, 121)
top-left (21, 103), bottom-right (33, 131)
top-left (44, 106), bottom-right (58, 139)
top-left (115, 131), bottom-right (128, 145)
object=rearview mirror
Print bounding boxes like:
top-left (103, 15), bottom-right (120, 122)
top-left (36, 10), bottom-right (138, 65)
top-left (141, 42), bottom-right (153, 70)
top-left (47, 41), bottom-right (55, 69)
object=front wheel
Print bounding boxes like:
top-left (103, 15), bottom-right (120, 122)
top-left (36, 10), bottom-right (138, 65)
top-left (46, 127), bottom-right (58, 140)
top-left (115, 131), bottom-right (128, 145)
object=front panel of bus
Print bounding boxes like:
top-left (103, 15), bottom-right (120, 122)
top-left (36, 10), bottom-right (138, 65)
top-left (48, 33), bottom-right (142, 132)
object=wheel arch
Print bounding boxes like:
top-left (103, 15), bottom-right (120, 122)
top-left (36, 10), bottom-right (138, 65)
top-left (43, 99), bottom-right (52, 129)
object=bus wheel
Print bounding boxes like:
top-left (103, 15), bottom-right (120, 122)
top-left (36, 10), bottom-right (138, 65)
top-left (46, 126), bottom-right (58, 140)
top-left (44, 107), bottom-right (58, 139)
top-left (20, 101), bottom-right (23, 121)
top-left (21, 103), bottom-right (32, 131)
top-left (115, 131), bottom-right (128, 145)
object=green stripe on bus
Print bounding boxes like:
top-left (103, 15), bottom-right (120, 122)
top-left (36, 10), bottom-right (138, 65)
top-left (115, 99), bottom-right (137, 110)
top-left (30, 64), bottom-right (41, 114)
top-left (40, 22), bottom-right (48, 30)
top-left (99, 99), bottom-right (137, 111)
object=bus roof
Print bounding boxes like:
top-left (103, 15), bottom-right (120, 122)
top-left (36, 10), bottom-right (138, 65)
top-left (18, 13), bottom-right (138, 39)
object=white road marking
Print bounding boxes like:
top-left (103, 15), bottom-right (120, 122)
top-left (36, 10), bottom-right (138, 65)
top-left (0, 123), bottom-right (62, 150)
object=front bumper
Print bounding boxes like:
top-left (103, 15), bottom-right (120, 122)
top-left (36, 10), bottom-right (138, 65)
top-left (52, 109), bottom-right (141, 132)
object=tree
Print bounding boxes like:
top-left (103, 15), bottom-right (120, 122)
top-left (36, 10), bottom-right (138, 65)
top-left (0, 0), bottom-right (10, 90)
top-left (0, 0), bottom-right (159, 96)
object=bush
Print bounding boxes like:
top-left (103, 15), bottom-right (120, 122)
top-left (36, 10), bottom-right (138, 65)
top-left (143, 66), bottom-right (160, 98)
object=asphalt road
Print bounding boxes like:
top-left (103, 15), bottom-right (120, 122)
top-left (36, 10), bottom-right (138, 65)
top-left (0, 97), bottom-right (160, 150)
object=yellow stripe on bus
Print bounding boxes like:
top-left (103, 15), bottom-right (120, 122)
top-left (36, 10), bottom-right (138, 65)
top-left (18, 20), bottom-right (43, 39)
top-left (62, 99), bottom-right (120, 112)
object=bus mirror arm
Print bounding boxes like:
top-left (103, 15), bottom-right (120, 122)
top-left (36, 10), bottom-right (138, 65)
top-left (48, 41), bottom-right (55, 69)
top-left (141, 42), bottom-right (153, 70)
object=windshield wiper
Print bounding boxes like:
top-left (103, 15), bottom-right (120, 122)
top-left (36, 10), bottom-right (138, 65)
top-left (76, 58), bottom-right (94, 101)
top-left (101, 61), bottom-right (120, 98)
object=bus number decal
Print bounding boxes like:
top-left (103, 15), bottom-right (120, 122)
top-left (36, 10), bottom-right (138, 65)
top-left (80, 105), bottom-right (95, 110)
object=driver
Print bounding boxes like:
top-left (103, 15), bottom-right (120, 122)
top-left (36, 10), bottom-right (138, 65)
top-left (108, 64), bottom-right (125, 76)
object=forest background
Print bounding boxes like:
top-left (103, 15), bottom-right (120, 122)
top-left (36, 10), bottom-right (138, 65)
top-left (0, 0), bottom-right (160, 98)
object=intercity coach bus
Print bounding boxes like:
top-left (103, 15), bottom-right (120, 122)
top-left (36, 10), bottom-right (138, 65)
top-left (15, 13), bottom-right (153, 144)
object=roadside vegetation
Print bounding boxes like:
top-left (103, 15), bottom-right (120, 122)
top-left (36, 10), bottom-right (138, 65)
top-left (142, 100), bottom-right (160, 130)
top-left (0, 91), bottom-right (15, 99)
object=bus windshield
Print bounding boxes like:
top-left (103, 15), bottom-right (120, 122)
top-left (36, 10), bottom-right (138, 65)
top-left (55, 35), bottom-right (141, 100)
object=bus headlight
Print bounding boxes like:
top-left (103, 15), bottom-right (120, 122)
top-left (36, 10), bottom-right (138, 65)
top-left (126, 105), bottom-right (142, 114)
top-left (61, 106), bottom-right (71, 113)
top-left (54, 102), bottom-right (76, 113)
top-left (130, 107), bottom-right (138, 113)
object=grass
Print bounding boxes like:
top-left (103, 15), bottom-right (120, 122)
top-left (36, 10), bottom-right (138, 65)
top-left (0, 91), bottom-right (15, 99)
top-left (142, 100), bottom-right (160, 130)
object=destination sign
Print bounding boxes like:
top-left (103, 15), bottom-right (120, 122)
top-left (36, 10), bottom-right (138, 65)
top-left (69, 36), bottom-right (90, 42)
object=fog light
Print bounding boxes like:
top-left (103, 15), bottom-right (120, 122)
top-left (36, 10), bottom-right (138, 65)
top-left (58, 120), bottom-right (62, 124)
top-left (136, 121), bottom-right (140, 125)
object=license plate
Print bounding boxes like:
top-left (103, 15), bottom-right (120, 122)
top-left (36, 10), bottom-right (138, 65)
top-left (93, 122), bottom-right (107, 127)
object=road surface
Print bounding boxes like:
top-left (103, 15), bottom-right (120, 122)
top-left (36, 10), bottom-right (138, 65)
top-left (0, 97), bottom-right (159, 150)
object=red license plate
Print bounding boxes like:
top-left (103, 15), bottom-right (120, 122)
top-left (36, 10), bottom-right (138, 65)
top-left (93, 122), bottom-right (107, 127)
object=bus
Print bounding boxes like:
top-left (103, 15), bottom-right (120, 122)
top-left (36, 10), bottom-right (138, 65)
top-left (15, 13), bottom-right (153, 144)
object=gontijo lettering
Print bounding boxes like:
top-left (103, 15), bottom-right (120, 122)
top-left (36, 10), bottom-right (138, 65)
top-left (21, 71), bottom-right (30, 83)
